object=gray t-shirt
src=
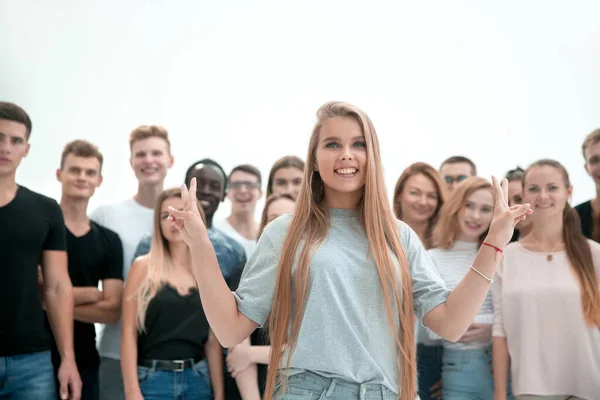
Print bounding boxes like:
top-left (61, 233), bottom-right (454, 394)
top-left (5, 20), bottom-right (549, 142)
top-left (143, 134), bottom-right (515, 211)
top-left (233, 208), bottom-right (450, 394)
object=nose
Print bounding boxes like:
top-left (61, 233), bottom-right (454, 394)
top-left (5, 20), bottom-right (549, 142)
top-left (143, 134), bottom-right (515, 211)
top-left (339, 145), bottom-right (354, 161)
top-left (198, 182), bottom-right (211, 195)
top-left (417, 195), bottom-right (428, 205)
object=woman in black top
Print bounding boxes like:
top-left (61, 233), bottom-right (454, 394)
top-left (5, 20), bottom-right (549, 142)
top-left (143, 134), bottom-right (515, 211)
top-left (576, 128), bottom-right (600, 241)
top-left (121, 188), bottom-right (224, 400)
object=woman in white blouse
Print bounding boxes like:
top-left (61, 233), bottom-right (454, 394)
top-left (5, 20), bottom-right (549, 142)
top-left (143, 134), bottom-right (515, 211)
top-left (426, 177), bottom-right (498, 399)
top-left (492, 159), bottom-right (600, 400)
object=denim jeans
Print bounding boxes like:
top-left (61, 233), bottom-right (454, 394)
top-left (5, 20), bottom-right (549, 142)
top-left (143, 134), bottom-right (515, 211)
top-left (442, 347), bottom-right (494, 400)
top-left (138, 359), bottom-right (212, 400)
top-left (416, 344), bottom-right (443, 400)
top-left (0, 350), bottom-right (56, 399)
top-left (274, 370), bottom-right (398, 400)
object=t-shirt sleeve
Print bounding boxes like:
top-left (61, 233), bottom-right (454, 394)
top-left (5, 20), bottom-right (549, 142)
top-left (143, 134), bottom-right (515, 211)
top-left (103, 229), bottom-right (124, 281)
top-left (232, 232), bottom-right (279, 327)
top-left (133, 234), bottom-right (152, 260)
top-left (492, 259), bottom-right (506, 337)
top-left (401, 223), bottom-right (451, 320)
top-left (42, 200), bottom-right (67, 251)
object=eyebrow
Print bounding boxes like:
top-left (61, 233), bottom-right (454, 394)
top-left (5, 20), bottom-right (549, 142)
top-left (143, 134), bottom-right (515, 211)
top-left (321, 135), bottom-right (365, 142)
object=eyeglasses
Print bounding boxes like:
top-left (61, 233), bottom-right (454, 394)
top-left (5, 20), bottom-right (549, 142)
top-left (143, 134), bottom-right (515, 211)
top-left (443, 175), bottom-right (467, 184)
top-left (229, 181), bottom-right (261, 190)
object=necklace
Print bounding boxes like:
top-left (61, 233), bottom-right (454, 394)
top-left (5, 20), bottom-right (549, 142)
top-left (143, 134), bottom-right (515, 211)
top-left (545, 241), bottom-right (563, 262)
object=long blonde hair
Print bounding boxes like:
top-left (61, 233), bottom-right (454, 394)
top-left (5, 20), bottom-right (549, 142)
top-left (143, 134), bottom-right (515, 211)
top-left (135, 188), bottom-right (206, 331)
top-left (432, 177), bottom-right (494, 249)
top-left (265, 102), bottom-right (416, 400)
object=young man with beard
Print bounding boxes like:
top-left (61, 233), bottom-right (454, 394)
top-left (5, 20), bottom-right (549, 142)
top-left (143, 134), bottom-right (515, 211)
top-left (44, 140), bottom-right (124, 399)
top-left (133, 159), bottom-right (259, 400)
top-left (0, 102), bottom-right (81, 399)
top-left (214, 164), bottom-right (262, 258)
top-left (90, 125), bottom-right (173, 400)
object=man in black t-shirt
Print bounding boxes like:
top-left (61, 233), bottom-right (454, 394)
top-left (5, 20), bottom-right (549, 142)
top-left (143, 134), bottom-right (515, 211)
top-left (0, 102), bottom-right (82, 399)
top-left (45, 140), bottom-right (124, 400)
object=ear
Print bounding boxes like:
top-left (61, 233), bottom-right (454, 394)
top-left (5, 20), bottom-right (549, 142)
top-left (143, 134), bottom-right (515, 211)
top-left (129, 157), bottom-right (134, 170)
top-left (24, 143), bottom-right (30, 158)
top-left (56, 168), bottom-right (61, 182)
top-left (168, 154), bottom-right (174, 168)
top-left (584, 162), bottom-right (591, 176)
top-left (97, 174), bottom-right (104, 188)
top-left (568, 185), bottom-right (574, 201)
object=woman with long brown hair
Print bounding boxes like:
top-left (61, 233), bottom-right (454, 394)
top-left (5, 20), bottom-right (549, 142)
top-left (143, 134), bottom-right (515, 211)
top-left (168, 101), bottom-right (531, 400)
top-left (266, 156), bottom-right (305, 200)
top-left (393, 162), bottom-right (447, 400)
top-left (492, 160), bottom-right (600, 400)
top-left (393, 162), bottom-right (447, 249)
top-left (121, 188), bottom-right (224, 400)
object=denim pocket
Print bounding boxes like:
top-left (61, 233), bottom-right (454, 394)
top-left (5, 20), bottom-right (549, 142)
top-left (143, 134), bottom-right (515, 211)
top-left (137, 366), bottom-right (153, 382)
top-left (191, 360), bottom-right (209, 381)
top-left (442, 353), bottom-right (464, 373)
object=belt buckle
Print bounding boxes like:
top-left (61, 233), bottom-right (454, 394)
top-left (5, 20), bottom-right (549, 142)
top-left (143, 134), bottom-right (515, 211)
top-left (173, 360), bottom-right (185, 372)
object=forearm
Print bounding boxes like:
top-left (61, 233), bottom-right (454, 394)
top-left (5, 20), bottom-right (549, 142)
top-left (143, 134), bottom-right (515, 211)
top-left (74, 299), bottom-right (121, 324)
top-left (493, 336), bottom-right (510, 397)
top-left (426, 243), bottom-right (499, 341)
top-left (205, 335), bottom-right (224, 400)
top-left (121, 329), bottom-right (141, 397)
top-left (45, 281), bottom-right (75, 360)
top-left (190, 237), bottom-right (249, 347)
top-left (234, 364), bottom-right (260, 400)
top-left (73, 287), bottom-right (102, 306)
top-left (250, 346), bottom-right (271, 365)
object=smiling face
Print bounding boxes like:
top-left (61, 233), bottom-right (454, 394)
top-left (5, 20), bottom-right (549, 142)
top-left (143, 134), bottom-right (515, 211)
top-left (130, 137), bottom-right (173, 186)
top-left (456, 188), bottom-right (495, 242)
top-left (188, 164), bottom-right (226, 218)
top-left (57, 154), bottom-right (103, 200)
top-left (227, 170), bottom-right (262, 214)
top-left (524, 165), bottom-right (572, 222)
top-left (314, 116), bottom-right (368, 208)
top-left (440, 162), bottom-right (473, 192)
top-left (397, 173), bottom-right (440, 223)
top-left (0, 119), bottom-right (30, 176)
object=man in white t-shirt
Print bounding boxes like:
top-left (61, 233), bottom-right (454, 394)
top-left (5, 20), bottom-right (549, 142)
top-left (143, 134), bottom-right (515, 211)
top-left (214, 164), bottom-right (262, 258)
top-left (89, 125), bottom-right (173, 400)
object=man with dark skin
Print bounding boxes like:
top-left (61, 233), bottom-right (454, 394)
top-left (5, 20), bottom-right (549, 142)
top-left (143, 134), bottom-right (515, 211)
top-left (133, 159), bottom-right (260, 400)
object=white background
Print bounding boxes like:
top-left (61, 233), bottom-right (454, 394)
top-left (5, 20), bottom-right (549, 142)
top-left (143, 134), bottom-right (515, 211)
top-left (2, 1), bottom-right (600, 220)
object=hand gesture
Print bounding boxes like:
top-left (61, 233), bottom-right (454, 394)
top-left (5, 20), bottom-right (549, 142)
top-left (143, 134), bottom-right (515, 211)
top-left (226, 344), bottom-right (254, 377)
top-left (487, 176), bottom-right (532, 248)
top-left (57, 358), bottom-right (82, 400)
top-left (167, 178), bottom-right (209, 246)
top-left (458, 323), bottom-right (492, 343)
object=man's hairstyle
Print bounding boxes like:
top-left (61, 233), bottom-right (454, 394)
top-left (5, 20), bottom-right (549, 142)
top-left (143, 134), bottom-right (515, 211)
top-left (440, 155), bottom-right (477, 175)
top-left (184, 158), bottom-right (228, 196)
top-left (504, 166), bottom-right (525, 182)
top-left (60, 140), bottom-right (104, 172)
top-left (229, 164), bottom-right (262, 186)
top-left (0, 101), bottom-right (33, 139)
top-left (129, 125), bottom-right (170, 151)
top-left (582, 128), bottom-right (600, 160)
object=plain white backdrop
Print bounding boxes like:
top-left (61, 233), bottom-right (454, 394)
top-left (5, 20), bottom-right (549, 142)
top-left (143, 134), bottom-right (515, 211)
top-left (2, 1), bottom-right (600, 220)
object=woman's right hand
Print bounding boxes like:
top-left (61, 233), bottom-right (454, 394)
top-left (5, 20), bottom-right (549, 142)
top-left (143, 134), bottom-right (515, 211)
top-left (167, 178), bottom-right (209, 247)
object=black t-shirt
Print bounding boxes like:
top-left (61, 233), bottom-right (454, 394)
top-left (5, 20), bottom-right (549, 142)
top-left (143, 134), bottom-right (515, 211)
top-left (0, 186), bottom-right (67, 356)
top-left (47, 221), bottom-right (123, 369)
top-left (250, 328), bottom-right (270, 396)
top-left (575, 200), bottom-right (593, 239)
top-left (138, 284), bottom-right (209, 362)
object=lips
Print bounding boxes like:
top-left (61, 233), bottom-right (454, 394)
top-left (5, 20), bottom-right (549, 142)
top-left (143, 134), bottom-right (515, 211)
top-left (334, 167), bottom-right (359, 178)
top-left (200, 200), bottom-right (211, 208)
top-left (536, 204), bottom-right (553, 209)
top-left (465, 221), bottom-right (482, 230)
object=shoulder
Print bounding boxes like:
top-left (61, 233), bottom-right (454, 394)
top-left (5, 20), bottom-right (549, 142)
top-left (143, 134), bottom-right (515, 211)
top-left (574, 200), bottom-right (591, 210)
top-left (91, 221), bottom-right (123, 246)
top-left (90, 198), bottom-right (133, 217)
top-left (586, 239), bottom-right (600, 255)
top-left (18, 186), bottom-right (60, 209)
top-left (127, 255), bottom-right (149, 286)
top-left (210, 227), bottom-right (246, 256)
top-left (394, 219), bottom-right (420, 250)
top-left (260, 214), bottom-right (293, 245)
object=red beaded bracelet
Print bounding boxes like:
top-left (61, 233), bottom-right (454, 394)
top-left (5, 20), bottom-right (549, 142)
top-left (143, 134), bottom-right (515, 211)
top-left (482, 242), bottom-right (504, 260)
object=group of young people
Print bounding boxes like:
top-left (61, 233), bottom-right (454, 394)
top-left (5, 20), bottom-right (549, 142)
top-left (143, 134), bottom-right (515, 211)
top-left (1, 99), bottom-right (598, 400)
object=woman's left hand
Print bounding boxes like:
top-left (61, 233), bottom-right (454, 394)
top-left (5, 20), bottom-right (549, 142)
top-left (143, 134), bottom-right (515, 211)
top-left (486, 176), bottom-right (532, 248)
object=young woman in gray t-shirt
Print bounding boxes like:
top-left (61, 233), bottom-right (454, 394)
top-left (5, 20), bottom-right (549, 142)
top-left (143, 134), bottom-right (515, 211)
top-left (167, 101), bottom-right (532, 400)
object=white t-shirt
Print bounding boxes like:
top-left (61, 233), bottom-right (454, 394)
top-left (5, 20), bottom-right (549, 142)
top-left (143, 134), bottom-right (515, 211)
top-left (90, 197), bottom-right (154, 360)
top-left (214, 219), bottom-right (258, 259)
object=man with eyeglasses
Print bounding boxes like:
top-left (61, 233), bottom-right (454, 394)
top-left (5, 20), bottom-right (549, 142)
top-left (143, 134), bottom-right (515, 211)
top-left (214, 164), bottom-right (263, 258)
top-left (439, 155), bottom-right (477, 192)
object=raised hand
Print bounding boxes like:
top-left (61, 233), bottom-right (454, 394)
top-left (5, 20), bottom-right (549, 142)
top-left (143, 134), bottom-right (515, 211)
top-left (167, 178), bottom-right (209, 246)
top-left (487, 176), bottom-right (532, 248)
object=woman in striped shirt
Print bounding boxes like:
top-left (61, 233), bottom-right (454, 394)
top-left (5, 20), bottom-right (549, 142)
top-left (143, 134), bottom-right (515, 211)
top-left (426, 177), bottom-right (497, 399)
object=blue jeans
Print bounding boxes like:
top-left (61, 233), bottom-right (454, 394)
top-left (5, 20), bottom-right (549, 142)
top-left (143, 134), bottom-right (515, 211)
top-left (138, 359), bottom-right (212, 400)
top-left (417, 344), bottom-right (443, 400)
top-left (0, 350), bottom-right (56, 399)
top-left (274, 370), bottom-right (397, 400)
top-left (442, 347), bottom-right (494, 400)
